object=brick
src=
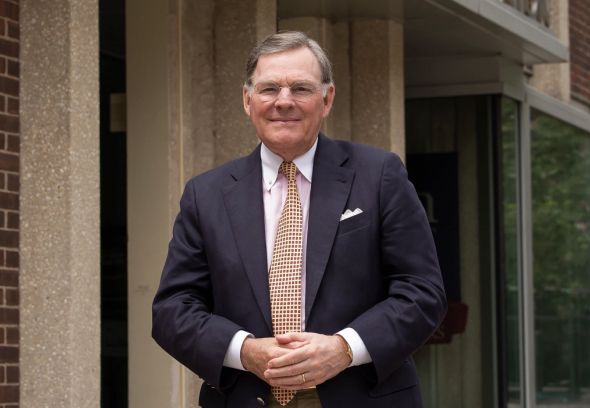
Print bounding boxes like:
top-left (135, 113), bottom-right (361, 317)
top-left (0, 1), bottom-right (18, 21)
top-left (0, 271), bottom-right (16, 287)
top-left (6, 60), bottom-right (17, 78)
top-left (0, 174), bottom-right (4, 189)
top-left (0, 77), bottom-right (17, 97)
top-left (6, 366), bottom-right (17, 383)
top-left (0, 249), bottom-right (4, 265)
top-left (0, 153), bottom-right (17, 172)
top-left (0, 192), bottom-right (17, 210)
top-left (6, 21), bottom-right (16, 40)
top-left (4, 289), bottom-right (17, 306)
top-left (4, 252), bottom-right (16, 268)
top-left (0, 347), bottom-right (17, 364)
top-left (0, 39), bottom-right (17, 58)
top-left (6, 136), bottom-right (16, 153)
top-left (0, 96), bottom-right (4, 112)
top-left (0, 385), bottom-right (18, 402)
top-left (5, 212), bottom-right (16, 229)
top-left (6, 98), bottom-right (16, 115)
top-left (5, 328), bottom-right (16, 345)
top-left (0, 231), bottom-right (17, 248)
top-left (6, 174), bottom-right (16, 192)
top-left (0, 327), bottom-right (3, 344)
top-left (0, 18), bottom-right (4, 36)
top-left (0, 365), bottom-right (4, 382)
top-left (0, 308), bottom-right (17, 324)
top-left (0, 115), bottom-right (18, 133)
top-left (0, 133), bottom-right (4, 149)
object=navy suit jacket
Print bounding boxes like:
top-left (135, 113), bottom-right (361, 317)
top-left (152, 133), bottom-right (447, 408)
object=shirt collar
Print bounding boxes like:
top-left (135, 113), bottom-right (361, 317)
top-left (260, 137), bottom-right (318, 191)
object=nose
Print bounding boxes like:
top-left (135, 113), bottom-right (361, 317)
top-left (274, 86), bottom-right (295, 109)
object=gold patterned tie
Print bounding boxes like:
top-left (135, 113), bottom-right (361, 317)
top-left (269, 161), bottom-right (303, 406)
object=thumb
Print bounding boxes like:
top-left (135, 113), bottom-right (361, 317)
top-left (276, 332), bottom-right (309, 343)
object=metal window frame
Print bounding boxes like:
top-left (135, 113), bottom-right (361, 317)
top-left (519, 86), bottom-right (590, 408)
top-left (404, 82), bottom-right (590, 408)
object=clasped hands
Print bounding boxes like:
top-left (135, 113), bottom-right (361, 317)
top-left (240, 332), bottom-right (352, 390)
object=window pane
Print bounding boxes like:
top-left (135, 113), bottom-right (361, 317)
top-left (531, 109), bottom-right (590, 406)
top-left (502, 97), bottom-right (521, 407)
top-left (406, 96), bottom-right (496, 408)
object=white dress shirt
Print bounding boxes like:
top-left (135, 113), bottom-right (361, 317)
top-left (223, 138), bottom-right (372, 370)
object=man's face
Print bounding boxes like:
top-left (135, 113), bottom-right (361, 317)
top-left (243, 47), bottom-right (335, 162)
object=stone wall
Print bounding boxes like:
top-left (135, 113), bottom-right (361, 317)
top-left (570, 0), bottom-right (590, 105)
top-left (0, 0), bottom-right (19, 406)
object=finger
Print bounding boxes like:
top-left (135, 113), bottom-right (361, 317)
top-left (278, 340), bottom-right (310, 350)
top-left (268, 371), bottom-right (309, 387)
top-left (267, 346), bottom-right (311, 369)
top-left (272, 378), bottom-right (321, 391)
top-left (264, 360), bottom-right (309, 379)
top-left (275, 332), bottom-right (311, 344)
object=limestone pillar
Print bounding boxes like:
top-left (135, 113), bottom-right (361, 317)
top-left (168, 0), bottom-right (216, 406)
top-left (351, 20), bottom-right (405, 160)
top-left (128, 0), bottom-right (276, 406)
top-left (20, 0), bottom-right (100, 406)
top-left (529, 0), bottom-right (570, 102)
top-left (214, 0), bottom-right (276, 166)
top-left (278, 18), bottom-right (352, 141)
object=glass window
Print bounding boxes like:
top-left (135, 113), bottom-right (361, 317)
top-left (406, 96), bottom-right (496, 408)
top-left (501, 97), bottom-right (521, 408)
top-left (531, 109), bottom-right (590, 406)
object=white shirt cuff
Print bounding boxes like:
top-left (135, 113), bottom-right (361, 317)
top-left (222, 330), bottom-right (254, 371)
top-left (337, 327), bottom-right (372, 367)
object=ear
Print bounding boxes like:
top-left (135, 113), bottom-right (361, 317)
top-left (322, 84), bottom-right (335, 118)
top-left (243, 86), bottom-right (251, 117)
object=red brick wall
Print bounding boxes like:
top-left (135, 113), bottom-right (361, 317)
top-left (570, 0), bottom-right (590, 104)
top-left (0, 0), bottom-right (18, 406)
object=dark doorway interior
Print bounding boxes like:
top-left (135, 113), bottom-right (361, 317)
top-left (99, 0), bottom-right (127, 406)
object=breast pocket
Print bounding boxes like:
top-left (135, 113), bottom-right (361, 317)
top-left (336, 209), bottom-right (372, 236)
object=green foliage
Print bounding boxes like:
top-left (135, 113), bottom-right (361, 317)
top-left (530, 109), bottom-right (590, 396)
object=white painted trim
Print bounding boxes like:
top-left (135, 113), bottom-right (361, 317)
top-left (518, 100), bottom-right (537, 408)
top-left (405, 81), bottom-right (526, 101)
top-left (526, 86), bottom-right (590, 133)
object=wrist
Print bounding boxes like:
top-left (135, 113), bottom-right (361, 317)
top-left (240, 337), bottom-right (253, 371)
top-left (335, 334), bottom-right (353, 364)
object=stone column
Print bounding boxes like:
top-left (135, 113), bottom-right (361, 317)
top-left (20, 0), bottom-right (100, 406)
top-left (278, 18), bottom-right (352, 141)
top-left (214, 0), bottom-right (276, 166)
top-left (168, 0), bottom-right (216, 406)
top-left (529, 0), bottom-right (570, 102)
top-left (351, 20), bottom-right (405, 160)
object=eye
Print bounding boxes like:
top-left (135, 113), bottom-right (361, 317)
top-left (291, 82), bottom-right (315, 95)
top-left (255, 82), bottom-right (279, 95)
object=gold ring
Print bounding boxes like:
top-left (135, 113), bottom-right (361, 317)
top-left (302, 373), bottom-right (306, 383)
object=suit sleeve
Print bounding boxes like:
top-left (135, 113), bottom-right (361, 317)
top-left (347, 153), bottom-right (448, 385)
top-left (152, 179), bottom-right (244, 391)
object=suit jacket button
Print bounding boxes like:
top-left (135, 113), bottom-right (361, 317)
top-left (257, 397), bottom-right (265, 406)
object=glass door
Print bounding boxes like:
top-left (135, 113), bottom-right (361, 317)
top-left (405, 95), bottom-right (497, 408)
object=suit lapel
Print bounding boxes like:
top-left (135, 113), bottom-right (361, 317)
top-left (305, 134), bottom-right (354, 320)
top-left (222, 145), bottom-right (273, 333)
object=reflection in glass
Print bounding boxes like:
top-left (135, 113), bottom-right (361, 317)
top-left (531, 109), bottom-right (590, 407)
top-left (406, 96), bottom-right (495, 408)
top-left (501, 97), bottom-right (521, 407)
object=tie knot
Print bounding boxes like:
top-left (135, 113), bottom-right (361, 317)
top-left (279, 161), bottom-right (297, 182)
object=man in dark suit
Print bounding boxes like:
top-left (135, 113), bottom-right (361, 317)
top-left (152, 31), bottom-right (447, 408)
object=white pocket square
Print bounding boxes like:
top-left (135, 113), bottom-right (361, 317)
top-left (340, 208), bottom-right (363, 221)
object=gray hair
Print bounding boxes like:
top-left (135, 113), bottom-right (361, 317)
top-left (245, 31), bottom-right (333, 97)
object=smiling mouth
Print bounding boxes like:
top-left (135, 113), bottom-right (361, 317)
top-left (270, 118), bottom-right (299, 123)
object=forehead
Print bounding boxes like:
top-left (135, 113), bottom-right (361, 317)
top-left (253, 47), bottom-right (322, 83)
